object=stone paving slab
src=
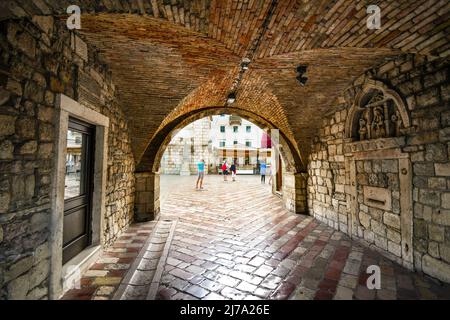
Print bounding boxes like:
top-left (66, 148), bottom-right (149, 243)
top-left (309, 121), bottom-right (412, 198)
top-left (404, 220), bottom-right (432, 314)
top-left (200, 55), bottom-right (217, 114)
top-left (61, 221), bottom-right (157, 300)
top-left (112, 220), bottom-right (176, 300)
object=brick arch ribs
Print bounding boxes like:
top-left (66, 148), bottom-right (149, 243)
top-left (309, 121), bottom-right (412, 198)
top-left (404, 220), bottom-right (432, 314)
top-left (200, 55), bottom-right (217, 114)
top-left (133, 106), bottom-right (309, 222)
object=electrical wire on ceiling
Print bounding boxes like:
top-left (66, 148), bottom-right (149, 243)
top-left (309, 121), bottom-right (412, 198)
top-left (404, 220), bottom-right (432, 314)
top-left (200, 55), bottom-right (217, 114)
top-left (226, 0), bottom-right (278, 105)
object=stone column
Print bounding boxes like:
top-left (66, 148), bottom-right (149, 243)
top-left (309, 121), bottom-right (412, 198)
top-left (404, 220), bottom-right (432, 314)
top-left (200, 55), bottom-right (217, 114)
top-left (134, 172), bottom-right (160, 222)
top-left (294, 172), bottom-right (308, 214)
top-left (179, 141), bottom-right (191, 176)
top-left (282, 172), bottom-right (308, 214)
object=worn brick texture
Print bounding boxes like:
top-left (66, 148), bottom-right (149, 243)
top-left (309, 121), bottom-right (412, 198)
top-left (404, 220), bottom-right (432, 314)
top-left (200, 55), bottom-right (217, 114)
top-left (1, 0), bottom-right (443, 169)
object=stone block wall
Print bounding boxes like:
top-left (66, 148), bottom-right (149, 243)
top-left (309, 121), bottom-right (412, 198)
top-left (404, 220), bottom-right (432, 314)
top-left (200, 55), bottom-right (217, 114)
top-left (282, 172), bottom-right (308, 214)
top-left (308, 54), bottom-right (450, 283)
top-left (161, 144), bottom-right (183, 174)
top-left (134, 172), bottom-right (160, 222)
top-left (0, 17), bottom-right (135, 299)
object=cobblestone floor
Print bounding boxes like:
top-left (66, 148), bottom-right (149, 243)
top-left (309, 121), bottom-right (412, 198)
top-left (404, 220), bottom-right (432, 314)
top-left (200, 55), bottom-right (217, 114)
top-left (63, 175), bottom-right (450, 300)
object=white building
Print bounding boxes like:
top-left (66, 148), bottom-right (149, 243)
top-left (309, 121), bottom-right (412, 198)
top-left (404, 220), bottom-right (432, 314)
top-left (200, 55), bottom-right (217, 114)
top-left (211, 115), bottom-right (263, 149)
top-left (160, 115), bottom-right (271, 175)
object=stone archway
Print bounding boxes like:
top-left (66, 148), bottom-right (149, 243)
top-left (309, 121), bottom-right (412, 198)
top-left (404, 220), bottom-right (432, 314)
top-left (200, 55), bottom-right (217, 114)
top-left (133, 106), bottom-right (308, 223)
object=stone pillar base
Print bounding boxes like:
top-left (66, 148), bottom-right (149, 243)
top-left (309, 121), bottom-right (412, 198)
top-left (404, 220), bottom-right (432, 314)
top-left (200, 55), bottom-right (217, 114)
top-left (134, 172), bottom-right (160, 222)
top-left (282, 172), bottom-right (308, 214)
top-left (179, 161), bottom-right (191, 176)
top-left (294, 172), bottom-right (308, 214)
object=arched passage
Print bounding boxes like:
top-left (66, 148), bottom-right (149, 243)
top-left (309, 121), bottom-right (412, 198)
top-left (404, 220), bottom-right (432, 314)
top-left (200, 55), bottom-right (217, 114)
top-left (134, 107), bottom-right (308, 222)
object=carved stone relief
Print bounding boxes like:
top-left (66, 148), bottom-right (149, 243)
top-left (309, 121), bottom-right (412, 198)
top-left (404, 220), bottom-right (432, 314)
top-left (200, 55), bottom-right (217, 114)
top-left (355, 90), bottom-right (404, 141)
top-left (345, 79), bottom-right (412, 142)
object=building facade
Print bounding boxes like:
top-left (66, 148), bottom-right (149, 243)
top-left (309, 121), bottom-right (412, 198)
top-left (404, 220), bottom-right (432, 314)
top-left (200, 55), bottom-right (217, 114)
top-left (160, 115), bottom-right (270, 174)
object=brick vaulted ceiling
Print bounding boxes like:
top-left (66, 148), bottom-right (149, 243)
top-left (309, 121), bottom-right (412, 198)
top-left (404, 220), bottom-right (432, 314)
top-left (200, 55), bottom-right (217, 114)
top-left (4, 0), bottom-right (449, 168)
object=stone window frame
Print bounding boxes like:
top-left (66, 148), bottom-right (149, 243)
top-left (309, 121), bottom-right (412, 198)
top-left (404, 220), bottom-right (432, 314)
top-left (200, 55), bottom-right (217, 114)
top-left (344, 79), bottom-right (412, 141)
top-left (49, 94), bottom-right (109, 299)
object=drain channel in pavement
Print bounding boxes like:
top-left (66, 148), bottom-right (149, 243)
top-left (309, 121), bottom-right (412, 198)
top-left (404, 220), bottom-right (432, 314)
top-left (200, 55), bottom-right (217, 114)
top-left (113, 219), bottom-right (177, 300)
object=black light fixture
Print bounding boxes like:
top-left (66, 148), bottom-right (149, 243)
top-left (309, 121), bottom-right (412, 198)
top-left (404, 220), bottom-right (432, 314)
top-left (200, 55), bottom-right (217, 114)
top-left (224, 0), bottom-right (278, 106)
top-left (297, 75), bottom-right (308, 86)
top-left (296, 65), bottom-right (308, 86)
top-left (226, 92), bottom-right (236, 105)
top-left (296, 65), bottom-right (307, 74)
top-left (241, 57), bottom-right (251, 71)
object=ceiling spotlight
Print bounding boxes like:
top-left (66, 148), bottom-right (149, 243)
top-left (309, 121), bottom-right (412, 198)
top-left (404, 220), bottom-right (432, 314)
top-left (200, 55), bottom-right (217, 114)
top-left (241, 57), bottom-right (251, 70)
top-left (226, 92), bottom-right (236, 105)
top-left (296, 65), bottom-right (308, 86)
top-left (296, 65), bottom-right (307, 74)
top-left (297, 75), bottom-right (308, 86)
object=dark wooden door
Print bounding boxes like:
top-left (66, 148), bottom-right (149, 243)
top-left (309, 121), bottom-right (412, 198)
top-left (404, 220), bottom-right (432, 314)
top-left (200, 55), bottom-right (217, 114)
top-left (63, 118), bottom-right (95, 264)
top-left (276, 155), bottom-right (283, 192)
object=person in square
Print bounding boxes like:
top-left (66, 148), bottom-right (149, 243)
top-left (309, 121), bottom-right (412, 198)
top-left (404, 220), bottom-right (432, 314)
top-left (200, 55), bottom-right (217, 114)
top-left (196, 159), bottom-right (206, 189)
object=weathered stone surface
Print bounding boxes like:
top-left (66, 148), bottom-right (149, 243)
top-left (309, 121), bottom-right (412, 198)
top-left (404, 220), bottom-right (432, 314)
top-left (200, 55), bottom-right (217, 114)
top-left (0, 192), bottom-right (11, 213)
top-left (435, 163), bottom-right (450, 176)
top-left (442, 193), bottom-right (450, 209)
top-left (0, 140), bottom-right (14, 160)
top-left (428, 224), bottom-right (445, 242)
top-left (7, 274), bottom-right (29, 300)
top-left (414, 163), bottom-right (434, 176)
top-left (383, 212), bottom-right (401, 230)
top-left (32, 15), bottom-right (53, 35)
top-left (359, 212), bottom-right (370, 229)
top-left (16, 118), bottom-right (36, 140)
top-left (19, 141), bottom-right (37, 155)
top-left (7, 23), bottom-right (36, 58)
top-left (29, 259), bottom-right (49, 289)
top-left (5, 256), bottom-right (34, 282)
top-left (388, 241), bottom-right (402, 257)
top-left (432, 210), bottom-right (450, 227)
top-left (0, 115), bottom-right (16, 136)
top-left (422, 255), bottom-right (450, 283)
top-left (419, 190), bottom-right (440, 207)
top-left (441, 245), bottom-right (450, 264)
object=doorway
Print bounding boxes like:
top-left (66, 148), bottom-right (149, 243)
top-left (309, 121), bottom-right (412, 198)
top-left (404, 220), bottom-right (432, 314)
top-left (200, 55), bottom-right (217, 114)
top-left (276, 154), bottom-right (283, 192)
top-left (63, 117), bottom-right (95, 264)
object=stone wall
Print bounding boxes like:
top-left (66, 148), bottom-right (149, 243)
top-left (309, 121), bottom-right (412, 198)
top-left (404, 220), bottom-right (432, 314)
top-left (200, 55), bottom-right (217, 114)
top-left (160, 118), bottom-right (212, 175)
top-left (308, 54), bottom-right (450, 283)
top-left (0, 17), bottom-right (135, 299)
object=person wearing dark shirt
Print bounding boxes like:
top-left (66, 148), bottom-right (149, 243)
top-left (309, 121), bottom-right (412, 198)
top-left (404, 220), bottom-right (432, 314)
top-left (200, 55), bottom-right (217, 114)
top-left (260, 161), bottom-right (267, 184)
top-left (230, 162), bottom-right (237, 181)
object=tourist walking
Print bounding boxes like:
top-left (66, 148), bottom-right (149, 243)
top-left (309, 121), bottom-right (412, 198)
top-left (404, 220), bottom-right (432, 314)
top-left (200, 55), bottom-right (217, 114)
top-left (221, 160), bottom-right (229, 181)
top-left (230, 162), bottom-right (237, 181)
top-left (260, 161), bottom-right (267, 184)
top-left (196, 159), bottom-right (205, 190)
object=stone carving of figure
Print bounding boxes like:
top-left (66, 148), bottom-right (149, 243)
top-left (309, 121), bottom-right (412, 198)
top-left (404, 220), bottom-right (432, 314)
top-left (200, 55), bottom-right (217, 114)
top-left (362, 108), bottom-right (372, 139)
top-left (358, 118), bottom-right (368, 140)
top-left (371, 107), bottom-right (386, 138)
top-left (391, 110), bottom-right (402, 137)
